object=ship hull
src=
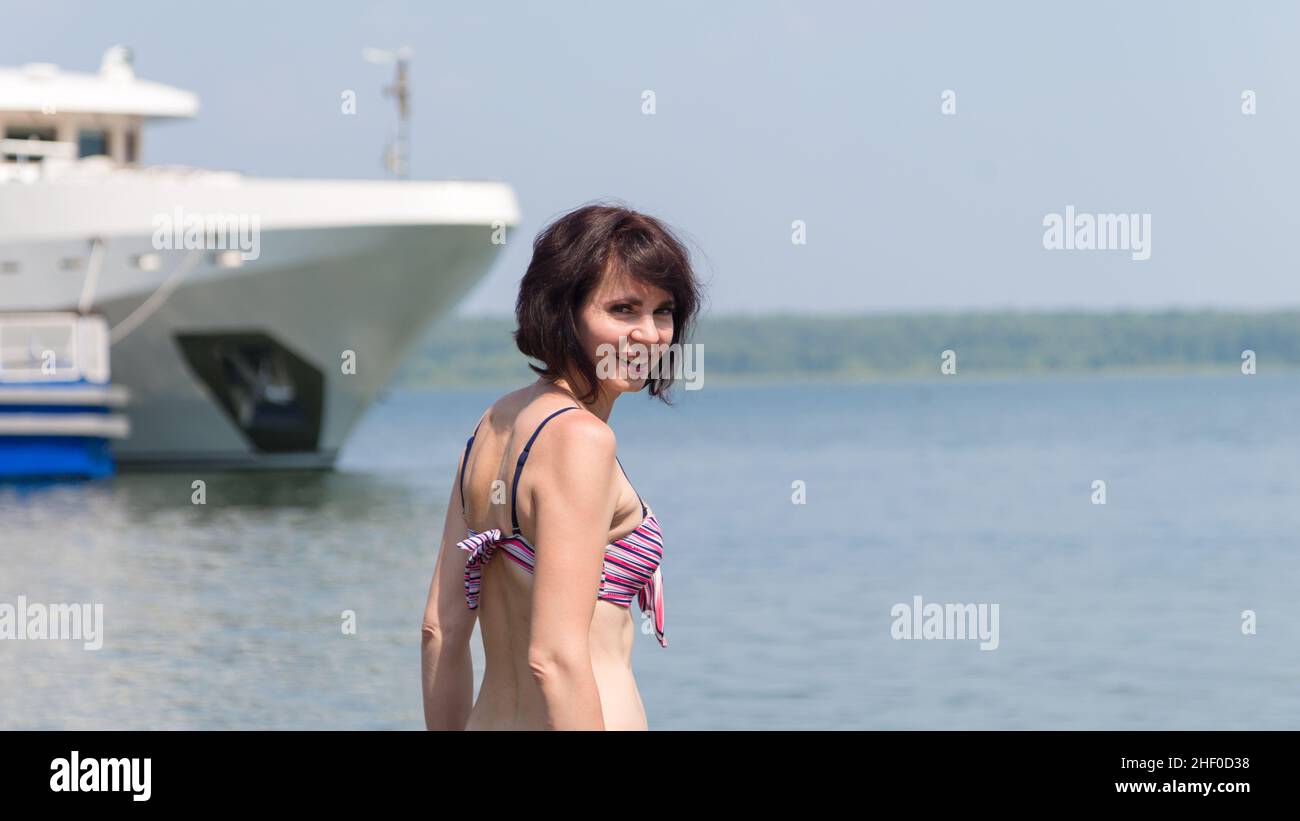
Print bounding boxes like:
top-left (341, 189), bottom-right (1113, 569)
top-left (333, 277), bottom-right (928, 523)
top-left (0, 177), bottom-right (518, 467)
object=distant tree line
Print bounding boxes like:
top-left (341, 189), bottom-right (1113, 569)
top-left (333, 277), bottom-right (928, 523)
top-left (394, 310), bottom-right (1300, 387)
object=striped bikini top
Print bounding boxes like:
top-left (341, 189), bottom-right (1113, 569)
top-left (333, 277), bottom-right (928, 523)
top-left (454, 406), bottom-right (667, 648)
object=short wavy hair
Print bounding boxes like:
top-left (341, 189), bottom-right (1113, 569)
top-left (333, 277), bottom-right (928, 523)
top-left (513, 202), bottom-right (703, 405)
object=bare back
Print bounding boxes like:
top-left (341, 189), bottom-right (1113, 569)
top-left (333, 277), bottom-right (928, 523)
top-left (457, 385), bottom-right (654, 730)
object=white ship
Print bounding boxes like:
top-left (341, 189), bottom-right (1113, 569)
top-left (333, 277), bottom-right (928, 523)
top-left (0, 46), bottom-right (518, 468)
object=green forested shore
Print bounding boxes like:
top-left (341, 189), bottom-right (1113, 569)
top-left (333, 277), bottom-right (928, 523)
top-left (394, 310), bottom-right (1300, 388)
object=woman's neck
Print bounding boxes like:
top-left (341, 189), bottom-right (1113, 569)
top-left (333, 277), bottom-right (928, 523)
top-left (538, 375), bottom-right (614, 423)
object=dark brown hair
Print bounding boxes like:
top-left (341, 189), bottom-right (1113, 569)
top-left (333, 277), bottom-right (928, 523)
top-left (514, 202), bottom-right (703, 405)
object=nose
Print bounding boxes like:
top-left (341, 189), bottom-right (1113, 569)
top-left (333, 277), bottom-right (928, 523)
top-left (630, 311), bottom-right (659, 344)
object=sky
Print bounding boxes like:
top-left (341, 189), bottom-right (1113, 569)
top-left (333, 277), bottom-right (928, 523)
top-left (3, 0), bottom-right (1298, 317)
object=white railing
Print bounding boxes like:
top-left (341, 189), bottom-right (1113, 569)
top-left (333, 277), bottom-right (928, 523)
top-left (0, 138), bottom-right (77, 160)
top-left (0, 158), bottom-right (240, 185)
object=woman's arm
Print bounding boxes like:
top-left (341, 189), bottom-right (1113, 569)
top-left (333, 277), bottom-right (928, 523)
top-left (421, 459), bottom-right (479, 730)
top-left (525, 416), bottom-right (621, 730)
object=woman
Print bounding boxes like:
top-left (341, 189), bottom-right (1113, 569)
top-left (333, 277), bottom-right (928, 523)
top-left (421, 203), bottom-right (702, 730)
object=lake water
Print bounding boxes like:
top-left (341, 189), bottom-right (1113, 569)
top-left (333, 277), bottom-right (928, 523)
top-left (2, 372), bottom-right (1298, 729)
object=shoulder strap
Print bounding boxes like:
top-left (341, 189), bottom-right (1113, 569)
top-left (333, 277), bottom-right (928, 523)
top-left (510, 406), bottom-right (582, 533)
top-left (458, 415), bottom-right (486, 517)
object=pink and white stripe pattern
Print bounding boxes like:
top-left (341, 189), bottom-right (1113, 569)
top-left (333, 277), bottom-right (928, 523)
top-left (455, 512), bottom-right (667, 648)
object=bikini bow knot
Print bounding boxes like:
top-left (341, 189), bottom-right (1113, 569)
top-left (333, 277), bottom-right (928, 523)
top-left (457, 528), bottom-right (504, 609)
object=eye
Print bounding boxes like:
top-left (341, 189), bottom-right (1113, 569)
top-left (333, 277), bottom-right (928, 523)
top-left (612, 304), bottom-right (673, 315)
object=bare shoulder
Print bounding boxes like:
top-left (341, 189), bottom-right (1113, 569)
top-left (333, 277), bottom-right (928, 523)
top-left (525, 408), bottom-right (616, 490)
top-left (544, 408), bottom-right (616, 458)
top-left (475, 385), bottom-right (532, 430)
top-left (526, 409), bottom-right (618, 519)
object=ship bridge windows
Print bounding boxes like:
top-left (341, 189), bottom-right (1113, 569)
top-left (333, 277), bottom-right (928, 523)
top-left (4, 126), bottom-right (56, 141)
top-left (78, 128), bottom-right (109, 158)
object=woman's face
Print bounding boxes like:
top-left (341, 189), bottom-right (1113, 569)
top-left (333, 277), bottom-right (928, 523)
top-left (575, 268), bottom-right (675, 396)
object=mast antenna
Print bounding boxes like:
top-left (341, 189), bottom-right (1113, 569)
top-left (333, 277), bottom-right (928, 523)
top-left (362, 46), bottom-right (413, 178)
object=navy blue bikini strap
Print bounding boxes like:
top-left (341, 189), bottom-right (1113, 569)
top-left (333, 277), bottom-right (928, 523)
top-left (511, 406), bottom-right (582, 533)
top-left (458, 416), bottom-right (486, 516)
top-left (616, 456), bottom-right (648, 518)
